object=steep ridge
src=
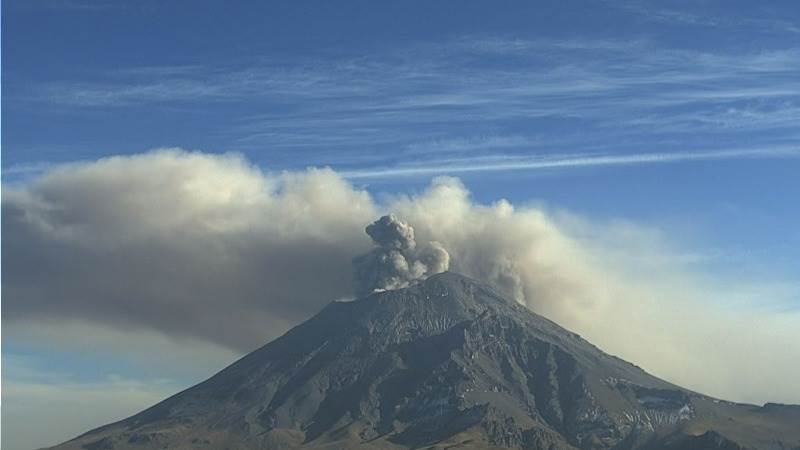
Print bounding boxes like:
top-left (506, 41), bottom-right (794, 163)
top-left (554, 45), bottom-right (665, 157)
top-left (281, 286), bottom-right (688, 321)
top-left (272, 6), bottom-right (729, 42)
top-left (50, 272), bottom-right (800, 450)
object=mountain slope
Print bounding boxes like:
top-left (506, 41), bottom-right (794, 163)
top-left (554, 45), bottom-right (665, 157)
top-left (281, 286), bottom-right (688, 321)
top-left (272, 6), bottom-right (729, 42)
top-left (49, 272), bottom-right (800, 450)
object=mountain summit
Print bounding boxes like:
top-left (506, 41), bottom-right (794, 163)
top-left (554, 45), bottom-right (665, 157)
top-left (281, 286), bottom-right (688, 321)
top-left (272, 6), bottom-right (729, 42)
top-left (50, 272), bottom-right (799, 450)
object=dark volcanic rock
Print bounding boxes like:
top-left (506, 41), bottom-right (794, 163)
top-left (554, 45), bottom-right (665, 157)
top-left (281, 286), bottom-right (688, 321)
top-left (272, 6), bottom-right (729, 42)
top-left (48, 272), bottom-right (800, 450)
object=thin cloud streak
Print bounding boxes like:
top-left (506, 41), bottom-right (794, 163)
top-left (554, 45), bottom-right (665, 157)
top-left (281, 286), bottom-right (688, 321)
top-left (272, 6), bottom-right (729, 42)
top-left (341, 147), bottom-right (800, 179)
top-left (2, 161), bottom-right (55, 178)
top-left (8, 37), bottom-right (800, 174)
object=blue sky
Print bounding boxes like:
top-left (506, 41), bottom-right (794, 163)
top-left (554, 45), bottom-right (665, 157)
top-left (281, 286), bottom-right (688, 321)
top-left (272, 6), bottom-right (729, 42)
top-left (5, 0), bottom-right (800, 240)
top-left (5, 0), bottom-right (800, 286)
top-left (3, 1), bottom-right (800, 449)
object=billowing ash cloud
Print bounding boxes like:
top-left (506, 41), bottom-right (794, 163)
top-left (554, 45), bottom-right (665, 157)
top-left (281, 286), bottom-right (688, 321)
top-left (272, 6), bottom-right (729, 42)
top-left (3, 148), bottom-right (800, 405)
top-left (353, 214), bottom-right (449, 297)
top-left (2, 149), bottom-right (377, 350)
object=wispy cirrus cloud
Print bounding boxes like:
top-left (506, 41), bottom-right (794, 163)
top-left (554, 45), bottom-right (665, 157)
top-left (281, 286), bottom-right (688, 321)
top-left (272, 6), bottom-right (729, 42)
top-left (340, 147), bottom-right (800, 179)
top-left (1, 161), bottom-right (55, 179)
top-left (7, 36), bottom-right (800, 175)
top-left (607, 0), bottom-right (800, 34)
top-left (17, 37), bottom-right (800, 115)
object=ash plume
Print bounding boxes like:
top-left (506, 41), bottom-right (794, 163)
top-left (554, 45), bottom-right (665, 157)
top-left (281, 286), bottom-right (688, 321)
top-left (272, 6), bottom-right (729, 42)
top-left (353, 214), bottom-right (450, 297)
top-left (5, 149), bottom-right (800, 405)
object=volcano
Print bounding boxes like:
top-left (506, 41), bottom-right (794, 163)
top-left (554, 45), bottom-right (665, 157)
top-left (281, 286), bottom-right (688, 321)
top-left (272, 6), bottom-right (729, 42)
top-left (49, 272), bottom-right (800, 450)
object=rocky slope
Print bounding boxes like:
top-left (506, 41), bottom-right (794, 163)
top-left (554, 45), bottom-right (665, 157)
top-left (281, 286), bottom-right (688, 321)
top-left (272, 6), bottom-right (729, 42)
top-left (49, 272), bottom-right (800, 449)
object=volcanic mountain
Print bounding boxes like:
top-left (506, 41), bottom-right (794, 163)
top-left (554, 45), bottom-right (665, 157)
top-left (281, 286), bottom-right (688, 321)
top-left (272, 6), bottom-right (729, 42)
top-left (49, 272), bottom-right (800, 450)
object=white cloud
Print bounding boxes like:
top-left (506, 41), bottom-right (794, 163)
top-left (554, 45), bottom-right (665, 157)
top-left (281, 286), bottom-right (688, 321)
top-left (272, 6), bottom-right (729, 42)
top-left (340, 147), bottom-right (800, 179)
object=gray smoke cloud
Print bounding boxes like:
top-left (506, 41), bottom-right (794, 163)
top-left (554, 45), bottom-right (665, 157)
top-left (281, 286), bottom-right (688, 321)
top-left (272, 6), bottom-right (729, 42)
top-left (352, 214), bottom-right (449, 297)
top-left (3, 148), bottom-right (800, 405)
top-left (2, 149), bottom-right (377, 350)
